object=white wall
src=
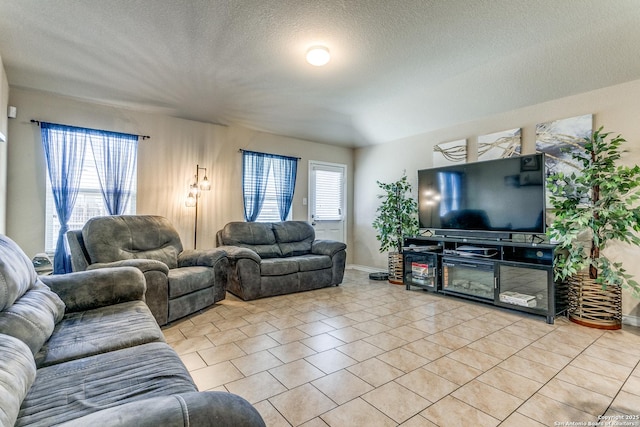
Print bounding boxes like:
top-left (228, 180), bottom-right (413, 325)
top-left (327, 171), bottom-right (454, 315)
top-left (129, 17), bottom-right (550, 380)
top-left (6, 88), bottom-right (354, 260)
top-left (0, 54), bottom-right (9, 234)
top-left (353, 78), bottom-right (640, 319)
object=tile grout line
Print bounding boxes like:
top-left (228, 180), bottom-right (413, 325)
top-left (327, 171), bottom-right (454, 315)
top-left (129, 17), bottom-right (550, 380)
top-left (166, 273), bottom-right (640, 426)
top-left (496, 326), bottom-right (615, 425)
top-left (598, 357), bottom-right (640, 419)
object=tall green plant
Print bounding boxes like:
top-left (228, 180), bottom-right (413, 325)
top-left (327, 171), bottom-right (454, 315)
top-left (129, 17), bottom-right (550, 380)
top-left (372, 174), bottom-right (419, 253)
top-left (547, 127), bottom-right (640, 298)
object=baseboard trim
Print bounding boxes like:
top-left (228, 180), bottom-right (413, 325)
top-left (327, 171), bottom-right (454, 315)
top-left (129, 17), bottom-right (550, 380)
top-left (346, 264), bottom-right (386, 274)
top-left (623, 315), bottom-right (640, 327)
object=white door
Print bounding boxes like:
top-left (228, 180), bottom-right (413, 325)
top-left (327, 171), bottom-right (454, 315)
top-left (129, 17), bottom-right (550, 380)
top-left (309, 161), bottom-right (346, 242)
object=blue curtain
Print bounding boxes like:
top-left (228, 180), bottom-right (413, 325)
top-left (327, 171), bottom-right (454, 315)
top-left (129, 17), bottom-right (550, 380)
top-left (242, 151), bottom-right (271, 221)
top-left (40, 123), bottom-right (88, 274)
top-left (271, 155), bottom-right (298, 221)
top-left (89, 130), bottom-right (138, 215)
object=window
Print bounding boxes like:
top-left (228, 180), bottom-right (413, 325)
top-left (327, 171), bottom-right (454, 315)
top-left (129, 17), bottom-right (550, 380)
top-left (312, 166), bottom-right (344, 221)
top-left (242, 150), bottom-right (298, 222)
top-left (44, 131), bottom-right (137, 254)
top-left (254, 167), bottom-right (290, 222)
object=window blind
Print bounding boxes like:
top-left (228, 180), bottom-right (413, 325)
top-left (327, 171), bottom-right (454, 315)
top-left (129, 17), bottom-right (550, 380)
top-left (313, 168), bottom-right (344, 221)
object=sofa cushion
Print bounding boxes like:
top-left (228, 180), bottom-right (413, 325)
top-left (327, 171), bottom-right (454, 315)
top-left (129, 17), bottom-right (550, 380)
top-left (0, 235), bottom-right (39, 310)
top-left (83, 215), bottom-right (182, 269)
top-left (296, 254), bottom-right (333, 272)
top-left (35, 301), bottom-right (164, 368)
top-left (0, 280), bottom-right (65, 356)
top-left (17, 342), bottom-right (196, 427)
top-left (260, 258), bottom-right (299, 276)
top-left (168, 266), bottom-right (215, 298)
top-left (0, 334), bottom-right (36, 427)
top-left (220, 222), bottom-right (282, 258)
top-left (273, 221), bottom-right (314, 257)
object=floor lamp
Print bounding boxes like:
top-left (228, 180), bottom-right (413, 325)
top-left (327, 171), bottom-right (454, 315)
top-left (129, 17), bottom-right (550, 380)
top-left (185, 164), bottom-right (211, 249)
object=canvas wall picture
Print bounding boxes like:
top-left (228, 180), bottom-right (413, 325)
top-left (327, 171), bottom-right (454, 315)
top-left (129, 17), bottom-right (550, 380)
top-left (433, 139), bottom-right (467, 167)
top-left (477, 128), bottom-right (521, 160)
top-left (535, 114), bottom-right (593, 176)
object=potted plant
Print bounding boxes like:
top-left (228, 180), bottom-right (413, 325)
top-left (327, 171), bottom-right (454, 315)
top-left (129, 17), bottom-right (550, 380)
top-left (372, 173), bottom-right (419, 284)
top-left (547, 127), bottom-right (640, 329)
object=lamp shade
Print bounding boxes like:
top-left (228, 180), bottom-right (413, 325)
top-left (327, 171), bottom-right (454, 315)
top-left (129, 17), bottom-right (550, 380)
top-left (199, 175), bottom-right (211, 191)
top-left (185, 184), bottom-right (198, 207)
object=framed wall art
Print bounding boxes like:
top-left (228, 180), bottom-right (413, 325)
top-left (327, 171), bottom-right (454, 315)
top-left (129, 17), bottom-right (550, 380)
top-left (433, 138), bottom-right (467, 167)
top-left (477, 128), bottom-right (521, 160)
top-left (535, 114), bottom-right (593, 176)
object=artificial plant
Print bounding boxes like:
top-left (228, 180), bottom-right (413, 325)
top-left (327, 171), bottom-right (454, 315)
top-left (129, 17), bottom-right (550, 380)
top-left (547, 127), bottom-right (640, 298)
top-left (372, 173), bottom-right (419, 254)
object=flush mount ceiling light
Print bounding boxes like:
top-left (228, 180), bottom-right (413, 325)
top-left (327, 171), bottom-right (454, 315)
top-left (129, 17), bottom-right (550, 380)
top-left (306, 46), bottom-right (330, 66)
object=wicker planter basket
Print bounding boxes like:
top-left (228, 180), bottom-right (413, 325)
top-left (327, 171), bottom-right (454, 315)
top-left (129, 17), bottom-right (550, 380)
top-left (567, 271), bottom-right (622, 330)
top-left (388, 251), bottom-right (404, 285)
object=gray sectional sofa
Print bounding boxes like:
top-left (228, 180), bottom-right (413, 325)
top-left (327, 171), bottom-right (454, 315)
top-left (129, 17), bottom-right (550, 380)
top-left (0, 234), bottom-right (264, 427)
top-left (67, 215), bottom-right (228, 326)
top-left (216, 221), bottom-right (347, 300)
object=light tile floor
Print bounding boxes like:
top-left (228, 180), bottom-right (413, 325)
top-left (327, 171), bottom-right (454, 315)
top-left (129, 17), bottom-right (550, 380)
top-left (163, 269), bottom-right (640, 426)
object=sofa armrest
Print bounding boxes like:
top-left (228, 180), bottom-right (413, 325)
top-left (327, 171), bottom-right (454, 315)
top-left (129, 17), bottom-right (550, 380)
top-left (57, 391), bottom-right (266, 427)
top-left (40, 267), bottom-right (146, 313)
top-left (0, 334), bottom-right (36, 427)
top-left (87, 259), bottom-right (170, 275)
top-left (312, 240), bottom-right (347, 257)
top-left (86, 259), bottom-right (170, 325)
top-left (178, 248), bottom-right (227, 268)
top-left (217, 245), bottom-right (262, 264)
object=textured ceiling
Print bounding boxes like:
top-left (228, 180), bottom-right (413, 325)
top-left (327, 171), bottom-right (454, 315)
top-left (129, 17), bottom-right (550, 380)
top-left (2, 0), bottom-right (640, 147)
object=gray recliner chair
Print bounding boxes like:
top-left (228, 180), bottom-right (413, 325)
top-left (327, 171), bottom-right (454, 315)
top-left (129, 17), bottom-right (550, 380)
top-left (67, 215), bottom-right (228, 326)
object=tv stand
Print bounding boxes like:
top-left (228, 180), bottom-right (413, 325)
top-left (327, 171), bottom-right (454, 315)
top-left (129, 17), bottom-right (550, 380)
top-left (403, 236), bottom-right (566, 324)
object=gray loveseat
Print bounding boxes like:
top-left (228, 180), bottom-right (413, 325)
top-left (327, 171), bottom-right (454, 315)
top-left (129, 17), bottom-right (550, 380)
top-left (216, 221), bottom-right (346, 300)
top-left (67, 215), bottom-right (228, 325)
top-left (0, 234), bottom-right (264, 426)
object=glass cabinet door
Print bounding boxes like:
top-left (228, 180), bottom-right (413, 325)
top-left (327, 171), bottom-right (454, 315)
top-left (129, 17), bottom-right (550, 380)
top-left (404, 252), bottom-right (438, 290)
top-left (497, 262), bottom-right (550, 312)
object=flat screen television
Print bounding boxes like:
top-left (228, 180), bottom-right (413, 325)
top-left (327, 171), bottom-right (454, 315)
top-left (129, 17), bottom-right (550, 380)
top-left (417, 154), bottom-right (546, 239)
